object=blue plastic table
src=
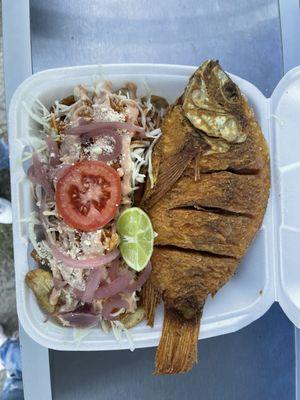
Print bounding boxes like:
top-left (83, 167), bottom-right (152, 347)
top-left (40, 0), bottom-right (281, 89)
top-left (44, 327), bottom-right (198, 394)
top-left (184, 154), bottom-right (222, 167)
top-left (3, 1), bottom-right (300, 399)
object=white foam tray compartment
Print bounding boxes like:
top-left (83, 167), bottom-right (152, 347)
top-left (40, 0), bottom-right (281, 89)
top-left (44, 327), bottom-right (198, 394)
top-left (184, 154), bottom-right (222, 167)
top-left (8, 63), bottom-right (299, 351)
top-left (270, 67), bottom-right (300, 326)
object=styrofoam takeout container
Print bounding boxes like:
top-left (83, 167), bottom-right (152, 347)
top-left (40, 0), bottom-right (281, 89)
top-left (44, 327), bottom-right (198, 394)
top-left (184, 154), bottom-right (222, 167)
top-left (8, 64), bottom-right (300, 351)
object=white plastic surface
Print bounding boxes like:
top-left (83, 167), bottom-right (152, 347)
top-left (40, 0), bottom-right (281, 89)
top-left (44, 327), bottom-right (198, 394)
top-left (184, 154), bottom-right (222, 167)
top-left (270, 66), bottom-right (300, 327)
top-left (9, 64), bottom-right (275, 350)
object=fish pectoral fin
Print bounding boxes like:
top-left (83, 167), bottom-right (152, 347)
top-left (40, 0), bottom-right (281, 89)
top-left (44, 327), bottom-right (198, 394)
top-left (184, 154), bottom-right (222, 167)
top-left (145, 141), bottom-right (201, 209)
top-left (155, 306), bottom-right (202, 375)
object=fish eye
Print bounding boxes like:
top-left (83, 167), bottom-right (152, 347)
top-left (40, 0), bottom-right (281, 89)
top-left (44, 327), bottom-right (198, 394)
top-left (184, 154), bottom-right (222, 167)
top-left (222, 81), bottom-right (239, 102)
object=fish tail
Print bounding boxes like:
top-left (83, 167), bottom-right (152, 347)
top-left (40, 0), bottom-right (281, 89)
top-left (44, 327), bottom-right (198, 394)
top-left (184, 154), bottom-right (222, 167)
top-left (141, 279), bottom-right (161, 327)
top-left (155, 306), bottom-right (201, 375)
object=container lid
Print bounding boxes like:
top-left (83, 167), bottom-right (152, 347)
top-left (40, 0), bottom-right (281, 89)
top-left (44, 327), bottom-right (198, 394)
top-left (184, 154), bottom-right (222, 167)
top-left (271, 66), bottom-right (300, 326)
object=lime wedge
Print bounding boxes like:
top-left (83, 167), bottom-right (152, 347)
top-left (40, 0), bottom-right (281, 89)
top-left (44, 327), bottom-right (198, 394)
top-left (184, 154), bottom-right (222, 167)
top-left (116, 207), bottom-right (154, 272)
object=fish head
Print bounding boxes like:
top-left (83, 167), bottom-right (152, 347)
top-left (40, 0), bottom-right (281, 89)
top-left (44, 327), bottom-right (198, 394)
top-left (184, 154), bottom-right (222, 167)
top-left (183, 60), bottom-right (247, 144)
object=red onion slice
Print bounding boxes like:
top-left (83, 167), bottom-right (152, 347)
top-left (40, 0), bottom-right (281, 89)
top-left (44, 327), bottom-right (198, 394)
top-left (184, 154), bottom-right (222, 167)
top-left (45, 136), bottom-right (60, 166)
top-left (77, 117), bottom-right (91, 126)
top-left (73, 288), bottom-right (84, 300)
top-left (53, 277), bottom-right (67, 290)
top-left (52, 164), bottom-right (71, 182)
top-left (58, 312), bottom-right (99, 328)
top-left (94, 271), bottom-right (133, 299)
top-left (29, 153), bottom-right (54, 197)
top-left (58, 302), bottom-right (78, 314)
top-left (65, 121), bottom-right (145, 136)
top-left (81, 267), bottom-right (105, 303)
top-left (27, 164), bottom-right (39, 184)
top-left (108, 259), bottom-right (119, 281)
top-left (102, 296), bottom-right (128, 320)
top-left (80, 127), bottom-right (115, 140)
top-left (49, 244), bottom-right (120, 269)
top-left (82, 130), bottom-right (123, 162)
top-left (125, 262), bottom-right (152, 292)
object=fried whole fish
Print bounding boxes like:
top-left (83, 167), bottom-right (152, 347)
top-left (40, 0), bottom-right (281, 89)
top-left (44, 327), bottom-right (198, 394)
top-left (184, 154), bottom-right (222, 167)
top-left (141, 60), bottom-right (270, 374)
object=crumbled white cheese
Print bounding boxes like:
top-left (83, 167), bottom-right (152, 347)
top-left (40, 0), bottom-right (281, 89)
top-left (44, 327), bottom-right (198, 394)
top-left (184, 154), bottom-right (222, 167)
top-left (60, 137), bottom-right (81, 164)
top-left (90, 145), bottom-right (102, 155)
top-left (92, 105), bottom-right (125, 122)
top-left (80, 230), bottom-right (105, 256)
top-left (57, 264), bottom-right (86, 291)
top-left (83, 135), bottom-right (119, 161)
top-left (66, 244), bottom-right (81, 259)
top-left (48, 256), bottom-right (85, 291)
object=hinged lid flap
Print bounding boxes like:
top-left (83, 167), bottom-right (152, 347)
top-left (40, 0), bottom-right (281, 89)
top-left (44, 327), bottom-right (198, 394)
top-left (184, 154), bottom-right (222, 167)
top-left (271, 66), bottom-right (300, 326)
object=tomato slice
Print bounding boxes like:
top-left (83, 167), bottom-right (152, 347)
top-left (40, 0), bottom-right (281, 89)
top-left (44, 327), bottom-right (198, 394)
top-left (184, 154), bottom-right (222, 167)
top-left (55, 161), bottom-right (121, 231)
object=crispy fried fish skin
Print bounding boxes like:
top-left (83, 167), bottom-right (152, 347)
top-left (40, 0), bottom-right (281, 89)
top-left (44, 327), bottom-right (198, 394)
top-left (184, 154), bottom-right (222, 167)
top-left (150, 208), bottom-right (251, 258)
top-left (142, 60), bottom-right (270, 374)
top-left (150, 171), bottom-right (268, 216)
top-left (151, 248), bottom-right (237, 317)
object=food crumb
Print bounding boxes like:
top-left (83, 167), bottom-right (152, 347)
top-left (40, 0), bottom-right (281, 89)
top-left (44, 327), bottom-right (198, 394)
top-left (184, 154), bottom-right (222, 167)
top-left (259, 289), bottom-right (263, 295)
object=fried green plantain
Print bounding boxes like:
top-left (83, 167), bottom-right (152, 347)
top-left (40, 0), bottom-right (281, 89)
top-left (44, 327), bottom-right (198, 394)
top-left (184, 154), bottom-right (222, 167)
top-left (120, 307), bottom-right (145, 329)
top-left (26, 268), bottom-right (55, 314)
